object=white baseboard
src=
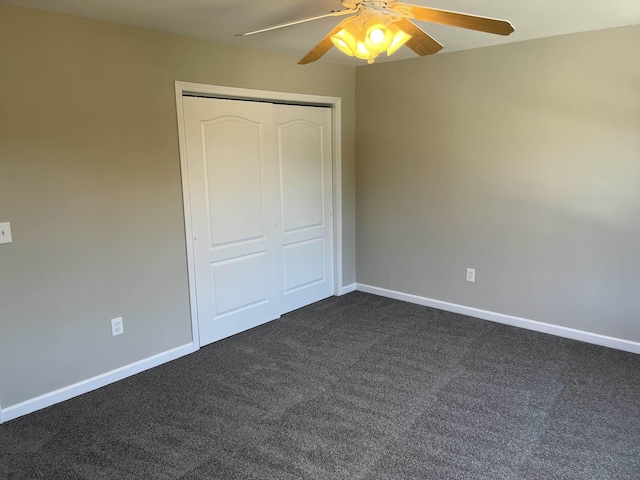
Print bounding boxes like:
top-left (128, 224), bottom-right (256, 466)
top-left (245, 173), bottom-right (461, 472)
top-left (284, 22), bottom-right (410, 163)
top-left (356, 284), bottom-right (640, 355)
top-left (1, 343), bottom-right (197, 423)
top-left (339, 283), bottom-right (357, 295)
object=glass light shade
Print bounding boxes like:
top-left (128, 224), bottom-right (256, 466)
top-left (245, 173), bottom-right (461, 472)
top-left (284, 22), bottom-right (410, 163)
top-left (354, 40), bottom-right (375, 62)
top-left (364, 22), bottom-right (393, 55)
top-left (331, 28), bottom-right (357, 57)
top-left (387, 24), bottom-right (412, 56)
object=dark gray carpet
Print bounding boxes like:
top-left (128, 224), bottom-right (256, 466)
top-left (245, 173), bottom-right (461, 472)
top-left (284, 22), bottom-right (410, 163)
top-left (1, 292), bottom-right (639, 479)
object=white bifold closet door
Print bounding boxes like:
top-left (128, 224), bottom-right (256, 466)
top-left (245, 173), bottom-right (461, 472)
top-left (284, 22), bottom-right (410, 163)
top-left (183, 96), bottom-right (334, 347)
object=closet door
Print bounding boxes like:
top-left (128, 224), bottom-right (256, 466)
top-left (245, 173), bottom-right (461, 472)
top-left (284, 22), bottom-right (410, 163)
top-left (275, 105), bottom-right (334, 313)
top-left (183, 96), bottom-right (282, 346)
top-left (183, 97), bottom-right (334, 346)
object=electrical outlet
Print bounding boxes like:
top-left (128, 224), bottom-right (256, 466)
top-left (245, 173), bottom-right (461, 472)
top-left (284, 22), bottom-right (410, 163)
top-left (111, 317), bottom-right (124, 336)
top-left (466, 268), bottom-right (476, 283)
top-left (0, 222), bottom-right (12, 244)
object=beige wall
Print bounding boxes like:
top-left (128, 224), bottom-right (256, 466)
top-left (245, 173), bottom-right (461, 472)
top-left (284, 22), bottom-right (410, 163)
top-left (0, 4), bottom-right (356, 408)
top-left (356, 25), bottom-right (640, 342)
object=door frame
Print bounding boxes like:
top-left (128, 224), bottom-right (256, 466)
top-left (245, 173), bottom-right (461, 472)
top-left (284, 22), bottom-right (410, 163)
top-left (174, 81), bottom-right (344, 348)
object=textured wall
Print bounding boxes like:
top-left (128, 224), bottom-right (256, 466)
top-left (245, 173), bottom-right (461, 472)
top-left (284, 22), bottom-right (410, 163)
top-left (356, 25), bottom-right (640, 341)
top-left (0, 4), bottom-right (356, 408)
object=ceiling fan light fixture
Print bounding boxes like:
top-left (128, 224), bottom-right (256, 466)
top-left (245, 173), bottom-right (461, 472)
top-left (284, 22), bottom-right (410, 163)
top-left (330, 11), bottom-right (408, 64)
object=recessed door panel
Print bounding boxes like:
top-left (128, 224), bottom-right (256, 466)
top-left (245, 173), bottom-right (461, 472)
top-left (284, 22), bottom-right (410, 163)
top-left (203, 118), bottom-right (265, 247)
top-left (211, 252), bottom-right (268, 317)
top-left (283, 238), bottom-right (325, 293)
top-left (279, 121), bottom-right (324, 232)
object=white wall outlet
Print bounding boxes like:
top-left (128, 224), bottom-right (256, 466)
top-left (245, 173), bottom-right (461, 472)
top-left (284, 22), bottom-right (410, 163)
top-left (466, 268), bottom-right (476, 283)
top-left (111, 317), bottom-right (124, 336)
top-left (0, 222), bottom-right (12, 244)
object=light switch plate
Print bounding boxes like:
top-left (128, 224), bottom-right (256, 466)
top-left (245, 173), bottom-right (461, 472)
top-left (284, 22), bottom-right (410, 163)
top-left (0, 222), bottom-right (11, 244)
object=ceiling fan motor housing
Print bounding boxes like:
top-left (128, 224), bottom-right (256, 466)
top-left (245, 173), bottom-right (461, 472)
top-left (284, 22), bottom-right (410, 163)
top-left (342, 1), bottom-right (392, 10)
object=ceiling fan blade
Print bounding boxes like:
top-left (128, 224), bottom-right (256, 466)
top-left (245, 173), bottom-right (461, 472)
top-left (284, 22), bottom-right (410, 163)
top-left (395, 18), bottom-right (443, 56)
top-left (236, 9), bottom-right (354, 37)
top-left (298, 16), bottom-right (355, 65)
top-left (392, 3), bottom-right (514, 36)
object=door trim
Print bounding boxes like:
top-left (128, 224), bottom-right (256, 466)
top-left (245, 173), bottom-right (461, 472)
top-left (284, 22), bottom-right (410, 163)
top-left (174, 81), bottom-right (344, 348)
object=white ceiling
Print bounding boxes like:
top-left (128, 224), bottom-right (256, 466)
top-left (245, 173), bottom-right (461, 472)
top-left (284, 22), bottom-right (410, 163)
top-left (3, 0), bottom-right (640, 65)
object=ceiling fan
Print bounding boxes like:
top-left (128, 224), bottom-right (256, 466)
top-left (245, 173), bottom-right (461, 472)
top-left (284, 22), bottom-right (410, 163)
top-left (237, 1), bottom-right (514, 65)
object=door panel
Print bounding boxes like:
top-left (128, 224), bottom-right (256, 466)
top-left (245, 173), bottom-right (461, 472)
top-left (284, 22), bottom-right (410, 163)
top-left (279, 120), bottom-right (324, 232)
top-left (211, 252), bottom-right (268, 317)
top-left (283, 237), bottom-right (326, 293)
top-left (275, 104), bottom-right (334, 314)
top-left (203, 118), bottom-right (266, 247)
